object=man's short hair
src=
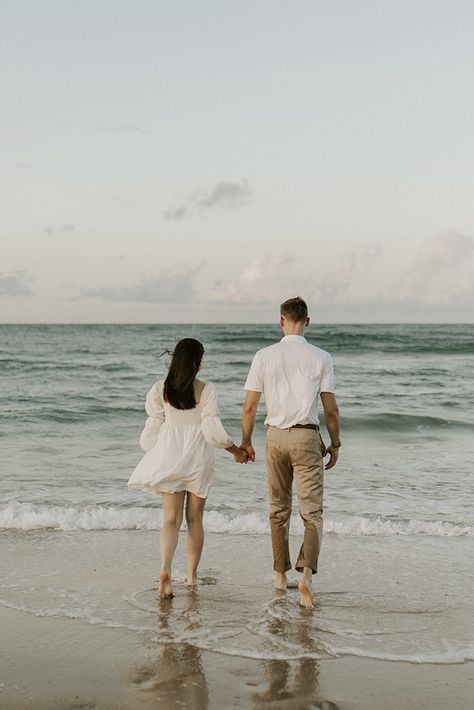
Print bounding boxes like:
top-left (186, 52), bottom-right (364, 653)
top-left (280, 296), bottom-right (308, 323)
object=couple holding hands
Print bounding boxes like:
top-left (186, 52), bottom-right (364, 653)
top-left (128, 297), bottom-right (340, 608)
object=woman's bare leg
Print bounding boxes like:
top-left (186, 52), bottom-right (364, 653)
top-left (185, 492), bottom-right (206, 586)
top-left (159, 491), bottom-right (185, 598)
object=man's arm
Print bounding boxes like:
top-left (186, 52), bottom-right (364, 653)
top-left (320, 391), bottom-right (340, 470)
top-left (240, 390), bottom-right (261, 461)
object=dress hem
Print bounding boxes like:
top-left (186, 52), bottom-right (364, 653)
top-left (127, 483), bottom-right (208, 499)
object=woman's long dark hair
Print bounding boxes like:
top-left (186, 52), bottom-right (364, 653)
top-left (162, 338), bottom-right (205, 410)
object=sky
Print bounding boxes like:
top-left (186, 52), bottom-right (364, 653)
top-left (1, 0), bottom-right (473, 323)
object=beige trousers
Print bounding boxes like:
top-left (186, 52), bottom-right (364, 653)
top-left (265, 426), bottom-right (325, 574)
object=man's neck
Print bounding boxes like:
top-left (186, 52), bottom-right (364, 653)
top-left (282, 325), bottom-right (306, 337)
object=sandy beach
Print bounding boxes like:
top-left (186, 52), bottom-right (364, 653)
top-left (1, 529), bottom-right (473, 709)
top-left (2, 603), bottom-right (473, 710)
top-left (2, 322), bottom-right (473, 709)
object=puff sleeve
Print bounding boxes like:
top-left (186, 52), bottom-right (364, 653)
top-left (139, 381), bottom-right (165, 451)
top-left (200, 383), bottom-right (234, 449)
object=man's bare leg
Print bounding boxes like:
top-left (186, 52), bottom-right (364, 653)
top-left (159, 491), bottom-right (185, 598)
top-left (298, 567), bottom-right (315, 608)
top-left (275, 572), bottom-right (287, 590)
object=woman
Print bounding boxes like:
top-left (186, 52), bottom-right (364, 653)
top-left (128, 338), bottom-right (247, 598)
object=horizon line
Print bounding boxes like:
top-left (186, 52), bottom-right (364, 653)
top-left (1, 321), bottom-right (473, 327)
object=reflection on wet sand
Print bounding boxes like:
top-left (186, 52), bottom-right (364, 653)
top-left (130, 585), bottom-right (340, 709)
top-left (252, 607), bottom-right (340, 709)
top-left (130, 590), bottom-right (209, 709)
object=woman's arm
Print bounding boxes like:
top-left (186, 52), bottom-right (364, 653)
top-left (139, 382), bottom-right (165, 451)
top-left (200, 384), bottom-right (247, 462)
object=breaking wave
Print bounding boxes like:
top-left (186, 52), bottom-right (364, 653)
top-left (1, 502), bottom-right (472, 536)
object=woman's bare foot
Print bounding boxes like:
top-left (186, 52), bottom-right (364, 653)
top-left (186, 574), bottom-right (198, 587)
top-left (159, 570), bottom-right (174, 599)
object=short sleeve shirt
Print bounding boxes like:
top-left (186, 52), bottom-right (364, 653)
top-left (244, 335), bottom-right (335, 428)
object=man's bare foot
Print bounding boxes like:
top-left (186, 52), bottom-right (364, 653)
top-left (275, 572), bottom-right (287, 590)
top-left (186, 575), bottom-right (198, 587)
top-left (298, 578), bottom-right (315, 609)
top-left (159, 570), bottom-right (174, 599)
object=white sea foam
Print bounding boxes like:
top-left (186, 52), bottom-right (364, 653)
top-left (332, 644), bottom-right (474, 665)
top-left (0, 501), bottom-right (472, 536)
top-left (0, 501), bottom-right (162, 532)
top-left (2, 592), bottom-right (473, 665)
top-left (324, 516), bottom-right (474, 537)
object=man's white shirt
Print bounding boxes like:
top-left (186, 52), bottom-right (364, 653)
top-left (244, 335), bottom-right (335, 428)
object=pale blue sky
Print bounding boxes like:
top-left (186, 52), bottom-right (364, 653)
top-left (1, 0), bottom-right (473, 322)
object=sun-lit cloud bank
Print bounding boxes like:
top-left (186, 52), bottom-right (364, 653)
top-left (1, 232), bottom-right (472, 323)
top-left (206, 232), bottom-right (474, 321)
top-left (67, 264), bottom-right (204, 304)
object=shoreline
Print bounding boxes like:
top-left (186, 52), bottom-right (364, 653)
top-left (1, 530), bottom-right (473, 708)
top-left (1, 605), bottom-right (473, 709)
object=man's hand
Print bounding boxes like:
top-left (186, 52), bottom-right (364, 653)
top-left (325, 445), bottom-right (339, 470)
top-left (240, 442), bottom-right (256, 462)
top-left (226, 443), bottom-right (249, 463)
top-left (233, 447), bottom-right (249, 464)
top-left (320, 392), bottom-right (340, 470)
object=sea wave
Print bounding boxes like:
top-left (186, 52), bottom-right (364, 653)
top-left (3, 406), bottom-right (471, 432)
top-left (340, 412), bottom-right (472, 432)
top-left (1, 502), bottom-right (472, 536)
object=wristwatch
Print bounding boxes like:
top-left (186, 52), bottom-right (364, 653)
top-left (330, 440), bottom-right (342, 448)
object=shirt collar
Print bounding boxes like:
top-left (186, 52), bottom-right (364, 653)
top-left (281, 335), bottom-right (307, 342)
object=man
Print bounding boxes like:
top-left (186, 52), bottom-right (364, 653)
top-left (240, 296), bottom-right (340, 608)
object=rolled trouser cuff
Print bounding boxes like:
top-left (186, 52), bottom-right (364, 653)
top-left (273, 561), bottom-right (292, 573)
top-left (295, 559), bottom-right (318, 574)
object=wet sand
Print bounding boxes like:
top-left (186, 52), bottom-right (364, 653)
top-left (2, 604), bottom-right (473, 709)
top-left (1, 529), bottom-right (473, 709)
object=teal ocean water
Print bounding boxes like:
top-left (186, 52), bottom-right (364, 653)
top-left (1, 323), bottom-right (473, 533)
top-left (1, 323), bottom-right (474, 666)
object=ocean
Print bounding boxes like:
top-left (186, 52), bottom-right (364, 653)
top-left (1, 323), bottom-right (473, 666)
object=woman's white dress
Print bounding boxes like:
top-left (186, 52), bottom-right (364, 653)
top-left (128, 381), bottom-right (234, 498)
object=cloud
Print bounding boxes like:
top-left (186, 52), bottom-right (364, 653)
top-left (42, 224), bottom-right (75, 236)
top-left (209, 255), bottom-right (297, 305)
top-left (409, 230), bottom-right (474, 278)
top-left (307, 231), bottom-right (474, 318)
top-left (163, 206), bottom-right (188, 221)
top-left (312, 244), bottom-right (383, 304)
top-left (297, 233), bottom-right (473, 315)
top-left (0, 271), bottom-right (33, 297)
top-left (163, 180), bottom-right (252, 220)
top-left (91, 124), bottom-right (153, 134)
top-left (308, 233), bottom-right (473, 316)
top-left (69, 264), bottom-right (204, 304)
top-left (197, 181), bottom-right (252, 210)
top-left (397, 231), bottom-right (474, 306)
top-left (208, 243), bottom-right (385, 309)
top-left (95, 195), bottom-right (135, 208)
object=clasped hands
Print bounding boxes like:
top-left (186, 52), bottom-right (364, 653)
top-left (231, 442), bottom-right (256, 464)
top-left (232, 441), bottom-right (337, 468)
